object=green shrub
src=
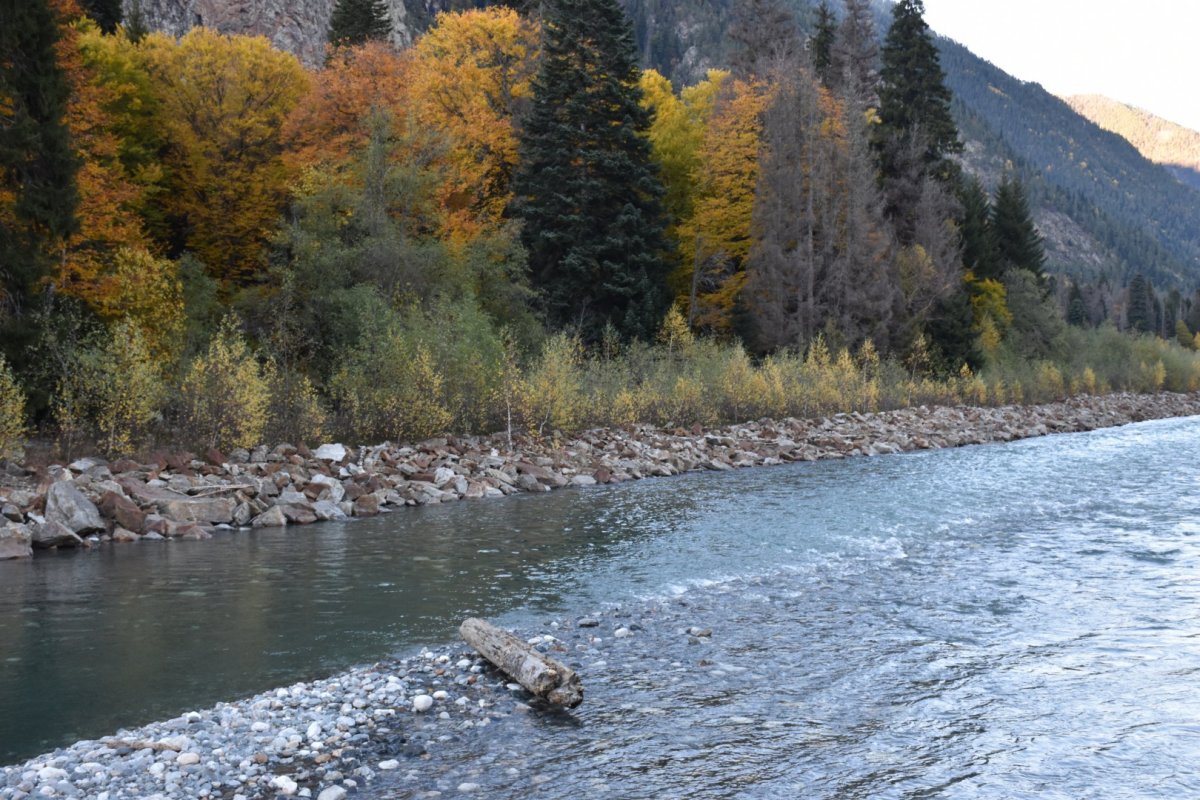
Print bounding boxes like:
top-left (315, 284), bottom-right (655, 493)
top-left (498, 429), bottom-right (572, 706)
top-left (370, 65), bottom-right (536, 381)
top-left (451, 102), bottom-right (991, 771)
top-left (0, 355), bottom-right (26, 462)
top-left (177, 317), bottom-right (269, 450)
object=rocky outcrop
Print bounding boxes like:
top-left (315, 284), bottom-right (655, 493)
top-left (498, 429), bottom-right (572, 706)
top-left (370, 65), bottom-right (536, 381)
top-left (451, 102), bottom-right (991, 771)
top-left (1, 392), bottom-right (1198, 559)
top-left (125, 0), bottom-right (422, 65)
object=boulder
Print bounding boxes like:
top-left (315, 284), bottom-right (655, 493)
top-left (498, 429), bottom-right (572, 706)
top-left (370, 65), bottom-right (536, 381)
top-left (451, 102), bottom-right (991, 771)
top-left (111, 527), bottom-right (140, 543)
top-left (45, 481), bottom-right (105, 534)
top-left (98, 491), bottom-right (146, 533)
top-left (118, 480), bottom-right (235, 525)
top-left (313, 443), bottom-right (347, 462)
top-left (275, 491), bottom-right (318, 524)
top-left (251, 506), bottom-right (288, 528)
top-left (312, 500), bottom-right (347, 521)
top-left (0, 524), bottom-right (33, 559)
top-left (307, 474), bottom-right (345, 504)
top-left (353, 494), bottom-right (380, 517)
top-left (31, 520), bottom-right (84, 549)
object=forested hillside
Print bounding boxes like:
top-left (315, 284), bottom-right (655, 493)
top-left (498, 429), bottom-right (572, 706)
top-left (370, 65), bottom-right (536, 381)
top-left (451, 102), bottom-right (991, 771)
top-left (1066, 94), bottom-right (1200, 193)
top-left (2, 0), bottom-right (1199, 464)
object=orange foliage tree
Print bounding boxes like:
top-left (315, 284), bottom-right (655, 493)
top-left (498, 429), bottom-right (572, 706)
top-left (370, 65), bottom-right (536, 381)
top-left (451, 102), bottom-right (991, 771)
top-left (406, 8), bottom-right (539, 240)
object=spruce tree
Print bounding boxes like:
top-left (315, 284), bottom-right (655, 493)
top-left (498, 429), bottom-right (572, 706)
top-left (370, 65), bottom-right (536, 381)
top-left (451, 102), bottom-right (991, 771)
top-left (511, 0), bottom-right (670, 342)
top-left (1126, 273), bottom-right (1152, 333)
top-left (831, 0), bottom-right (878, 106)
top-left (877, 0), bottom-right (959, 168)
top-left (991, 173), bottom-right (1045, 280)
top-left (327, 0), bottom-right (392, 47)
top-left (80, 0), bottom-right (122, 33)
top-left (0, 0), bottom-right (79, 350)
top-left (957, 175), bottom-right (999, 280)
top-left (810, 1), bottom-right (837, 84)
top-left (1067, 283), bottom-right (1089, 327)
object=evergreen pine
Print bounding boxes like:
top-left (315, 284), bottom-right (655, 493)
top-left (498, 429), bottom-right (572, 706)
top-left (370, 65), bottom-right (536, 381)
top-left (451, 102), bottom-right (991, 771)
top-left (1066, 284), bottom-right (1088, 327)
top-left (327, 0), bottom-right (392, 47)
top-left (1126, 273), bottom-right (1152, 333)
top-left (831, 0), bottom-right (878, 105)
top-left (0, 0), bottom-right (79, 356)
top-left (991, 173), bottom-right (1045, 280)
top-left (80, 0), bottom-right (122, 33)
top-left (876, 0), bottom-right (960, 168)
top-left (125, 0), bottom-right (149, 41)
top-left (512, 0), bottom-right (670, 343)
top-left (957, 175), bottom-right (999, 280)
top-left (810, 1), bottom-right (837, 84)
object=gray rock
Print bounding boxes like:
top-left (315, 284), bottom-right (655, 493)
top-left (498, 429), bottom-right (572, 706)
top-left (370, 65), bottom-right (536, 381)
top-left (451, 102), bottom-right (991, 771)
top-left (307, 474), bottom-right (345, 504)
top-left (251, 506), bottom-right (287, 528)
top-left (119, 481), bottom-right (235, 524)
top-left (232, 502), bottom-right (252, 527)
top-left (45, 481), bottom-right (105, 534)
top-left (312, 501), bottom-right (346, 521)
top-left (317, 787), bottom-right (348, 800)
top-left (31, 520), bottom-right (84, 549)
top-left (570, 474), bottom-right (597, 487)
top-left (313, 444), bottom-right (347, 462)
top-left (0, 523), bottom-right (33, 559)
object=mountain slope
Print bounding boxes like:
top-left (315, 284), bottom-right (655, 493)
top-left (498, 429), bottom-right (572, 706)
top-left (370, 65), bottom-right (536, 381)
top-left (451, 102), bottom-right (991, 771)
top-left (1065, 94), bottom-right (1200, 193)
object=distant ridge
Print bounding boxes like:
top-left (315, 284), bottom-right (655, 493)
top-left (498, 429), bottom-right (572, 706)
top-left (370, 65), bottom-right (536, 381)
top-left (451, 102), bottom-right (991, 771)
top-left (1065, 94), bottom-right (1200, 193)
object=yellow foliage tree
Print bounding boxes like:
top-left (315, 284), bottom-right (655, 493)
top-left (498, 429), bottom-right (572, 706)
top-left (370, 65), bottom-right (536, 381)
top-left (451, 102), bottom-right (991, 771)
top-left (88, 247), bottom-right (185, 364)
top-left (682, 79), bottom-right (771, 333)
top-left (142, 29), bottom-right (308, 289)
top-left (179, 317), bottom-right (269, 450)
top-left (407, 8), bottom-right (539, 240)
top-left (520, 333), bottom-right (586, 436)
top-left (0, 356), bottom-right (26, 463)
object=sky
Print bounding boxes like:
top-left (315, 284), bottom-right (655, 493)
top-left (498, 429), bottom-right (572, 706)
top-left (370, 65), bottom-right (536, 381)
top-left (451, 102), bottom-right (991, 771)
top-left (921, 0), bottom-right (1200, 131)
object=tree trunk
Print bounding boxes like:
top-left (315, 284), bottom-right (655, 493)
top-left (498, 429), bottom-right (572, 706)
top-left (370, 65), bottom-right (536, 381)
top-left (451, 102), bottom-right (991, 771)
top-left (459, 617), bottom-right (584, 708)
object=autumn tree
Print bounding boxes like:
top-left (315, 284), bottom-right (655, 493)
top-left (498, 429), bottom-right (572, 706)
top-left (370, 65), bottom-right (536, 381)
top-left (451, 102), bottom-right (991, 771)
top-left (407, 8), bottom-right (540, 239)
top-left (639, 68), bottom-right (727, 298)
top-left (284, 40), bottom-right (410, 174)
top-left (327, 0), bottom-right (391, 48)
top-left (681, 78), bottom-right (770, 333)
top-left (512, 0), bottom-right (670, 342)
top-left (142, 29), bottom-right (308, 290)
top-left (0, 0), bottom-right (79, 353)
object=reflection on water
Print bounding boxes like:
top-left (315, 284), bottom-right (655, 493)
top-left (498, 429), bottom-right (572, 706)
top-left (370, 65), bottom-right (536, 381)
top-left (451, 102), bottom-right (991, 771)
top-left (2, 416), bottom-right (1200, 799)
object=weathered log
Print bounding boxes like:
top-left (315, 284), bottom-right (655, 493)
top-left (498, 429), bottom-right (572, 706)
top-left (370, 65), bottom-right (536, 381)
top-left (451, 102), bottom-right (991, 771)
top-left (459, 617), bottom-right (584, 708)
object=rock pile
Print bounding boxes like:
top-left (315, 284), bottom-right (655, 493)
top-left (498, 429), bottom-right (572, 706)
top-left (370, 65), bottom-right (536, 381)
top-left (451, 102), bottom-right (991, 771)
top-left (2, 391), bottom-right (1198, 560)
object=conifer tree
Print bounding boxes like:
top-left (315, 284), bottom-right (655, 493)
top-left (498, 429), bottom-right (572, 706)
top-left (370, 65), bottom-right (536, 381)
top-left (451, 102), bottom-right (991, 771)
top-left (877, 0), bottom-right (959, 169)
top-left (0, 0), bottom-right (79, 353)
top-left (991, 173), bottom-right (1045, 280)
top-left (327, 0), bottom-right (392, 48)
top-left (1067, 283), bottom-right (1088, 327)
top-left (80, 0), bottom-right (122, 33)
top-left (512, 0), bottom-right (670, 342)
top-left (810, 1), bottom-right (837, 84)
top-left (957, 175), bottom-right (999, 279)
top-left (1126, 273), bottom-right (1152, 333)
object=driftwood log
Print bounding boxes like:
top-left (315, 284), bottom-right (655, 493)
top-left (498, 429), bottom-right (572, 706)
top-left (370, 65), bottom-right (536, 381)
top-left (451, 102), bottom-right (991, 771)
top-left (459, 618), bottom-right (584, 708)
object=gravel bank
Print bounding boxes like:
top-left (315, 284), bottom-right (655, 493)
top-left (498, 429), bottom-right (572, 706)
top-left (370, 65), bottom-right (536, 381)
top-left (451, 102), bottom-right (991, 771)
top-left (3, 392), bottom-right (1199, 561)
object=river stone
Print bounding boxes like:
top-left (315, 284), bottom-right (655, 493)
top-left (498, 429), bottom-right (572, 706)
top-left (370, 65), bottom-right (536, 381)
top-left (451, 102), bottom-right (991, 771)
top-left (32, 520), bottom-right (84, 549)
top-left (307, 474), bottom-right (345, 504)
top-left (570, 474), bottom-right (597, 487)
top-left (312, 501), bottom-right (346, 521)
top-left (119, 480), bottom-right (235, 524)
top-left (251, 506), bottom-right (287, 528)
top-left (98, 491), bottom-right (145, 533)
top-left (314, 443), bottom-right (347, 462)
top-left (45, 481), bottom-right (105, 534)
top-left (317, 787), bottom-right (348, 800)
top-left (353, 495), bottom-right (380, 517)
top-left (275, 492), bottom-right (318, 524)
top-left (2, 502), bottom-right (22, 522)
top-left (412, 695), bottom-right (433, 713)
top-left (111, 527), bottom-right (140, 543)
top-left (0, 523), bottom-right (32, 559)
top-left (271, 774), bottom-right (299, 795)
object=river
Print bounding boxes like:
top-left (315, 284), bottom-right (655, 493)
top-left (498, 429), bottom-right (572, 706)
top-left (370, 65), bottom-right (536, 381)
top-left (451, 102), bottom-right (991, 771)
top-left (2, 416), bottom-right (1199, 797)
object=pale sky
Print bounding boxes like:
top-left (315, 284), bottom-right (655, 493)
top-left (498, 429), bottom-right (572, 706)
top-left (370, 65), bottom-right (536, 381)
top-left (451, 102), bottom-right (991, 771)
top-left (921, 0), bottom-right (1200, 131)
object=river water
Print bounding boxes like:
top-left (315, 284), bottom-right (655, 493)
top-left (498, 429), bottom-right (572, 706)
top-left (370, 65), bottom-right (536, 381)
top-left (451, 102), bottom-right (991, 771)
top-left (2, 417), bottom-right (1199, 797)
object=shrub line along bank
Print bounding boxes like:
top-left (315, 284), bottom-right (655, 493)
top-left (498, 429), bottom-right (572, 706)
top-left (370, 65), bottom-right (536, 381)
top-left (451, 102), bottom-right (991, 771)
top-left (2, 391), bottom-right (1199, 561)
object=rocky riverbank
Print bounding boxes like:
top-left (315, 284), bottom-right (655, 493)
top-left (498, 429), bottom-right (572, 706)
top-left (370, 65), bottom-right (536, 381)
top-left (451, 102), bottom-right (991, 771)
top-left (2, 391), bottom-right (1200, 560)
top-left (0, 606), bottom-right (643, 800)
